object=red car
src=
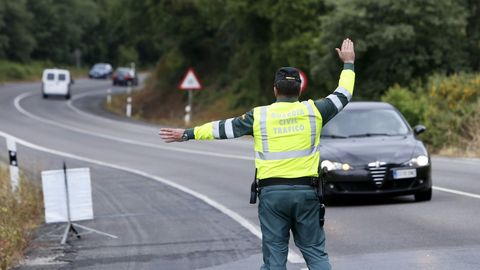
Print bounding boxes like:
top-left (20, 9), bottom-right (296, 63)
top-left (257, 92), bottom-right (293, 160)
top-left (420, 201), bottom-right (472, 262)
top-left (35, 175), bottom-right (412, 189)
top-left (112, 67), bottom-right (138, 86)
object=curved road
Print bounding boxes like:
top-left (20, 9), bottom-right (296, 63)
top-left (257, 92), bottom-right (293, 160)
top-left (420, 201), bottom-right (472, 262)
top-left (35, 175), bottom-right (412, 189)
top-left (1, 78), bottom-right (479, 269)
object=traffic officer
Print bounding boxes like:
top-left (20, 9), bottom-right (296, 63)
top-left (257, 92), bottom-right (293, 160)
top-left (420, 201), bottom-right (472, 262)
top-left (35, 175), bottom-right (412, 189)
top-left (159, 38), bottom-right (355, 270)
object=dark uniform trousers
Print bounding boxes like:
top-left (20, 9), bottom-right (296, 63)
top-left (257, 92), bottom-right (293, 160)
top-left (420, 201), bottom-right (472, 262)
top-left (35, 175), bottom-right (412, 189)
top-left (258, 185), bottom-right (331, 270)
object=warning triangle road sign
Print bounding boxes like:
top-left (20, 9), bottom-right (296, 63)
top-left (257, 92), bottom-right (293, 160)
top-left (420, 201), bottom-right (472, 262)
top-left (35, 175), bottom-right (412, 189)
top-left (179, 68), bottom-right (202, 90)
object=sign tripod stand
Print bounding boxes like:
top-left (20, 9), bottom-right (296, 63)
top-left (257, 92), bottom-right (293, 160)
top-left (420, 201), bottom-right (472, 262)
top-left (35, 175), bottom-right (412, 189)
top-left (60, 162), bottom-right (118, 245)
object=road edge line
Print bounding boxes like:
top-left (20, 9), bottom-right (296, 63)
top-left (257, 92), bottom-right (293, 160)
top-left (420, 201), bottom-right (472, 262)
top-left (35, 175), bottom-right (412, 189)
top-left (433, 186), bottom-right (480, 199)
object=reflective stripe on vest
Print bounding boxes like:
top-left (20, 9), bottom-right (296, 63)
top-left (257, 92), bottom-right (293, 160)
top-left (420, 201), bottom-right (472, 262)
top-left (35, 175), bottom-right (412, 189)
top-left (259, 106), bottom-right (269, 152)
top-left (334, 86), bottom-right (352, 101)
top-left (255, 101), bottom-right (318, 160)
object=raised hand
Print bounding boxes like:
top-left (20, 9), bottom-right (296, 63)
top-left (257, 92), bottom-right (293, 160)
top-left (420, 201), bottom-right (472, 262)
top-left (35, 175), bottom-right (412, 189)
top-left (335, 38), bottom-right (355, 64)
top-left (159, 128), bottom-right (186, 143)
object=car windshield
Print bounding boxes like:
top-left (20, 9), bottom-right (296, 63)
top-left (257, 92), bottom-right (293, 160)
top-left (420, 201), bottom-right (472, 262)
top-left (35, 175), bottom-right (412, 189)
top-left (46, 73), bottom-right (54, 80)
top-left (321, 108), bottom-right (409, 138)
top-left (93, 64), bottom-right (107, 70)
top-left (58, 74), bottom-right (66, 81)
top-left (116, 68), bottom-right (131, 74)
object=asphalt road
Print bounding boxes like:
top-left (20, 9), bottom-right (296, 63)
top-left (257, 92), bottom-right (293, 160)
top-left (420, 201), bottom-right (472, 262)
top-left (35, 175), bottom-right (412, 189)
top-left (1, 78), bottom-right (479, 270)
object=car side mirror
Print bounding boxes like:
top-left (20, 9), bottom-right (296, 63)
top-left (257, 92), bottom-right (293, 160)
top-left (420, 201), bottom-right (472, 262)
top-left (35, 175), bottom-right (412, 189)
top-left (413, 125), bottom-right (426, 135)
top-left (71, 79), bottom-right (75, 84)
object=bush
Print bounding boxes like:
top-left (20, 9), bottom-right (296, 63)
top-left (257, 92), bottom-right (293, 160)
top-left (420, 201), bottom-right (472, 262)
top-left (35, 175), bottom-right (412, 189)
top-left (424, 73), bottom-right (480, 151)
top-left (382, 73), bottom-right (480, 155)
top-left (381, 83), bottom-right (427, 127)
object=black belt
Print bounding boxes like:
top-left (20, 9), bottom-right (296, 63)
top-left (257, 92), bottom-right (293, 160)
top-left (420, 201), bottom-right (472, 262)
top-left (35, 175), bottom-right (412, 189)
top-left (258, 177), bottom-right (315, 187)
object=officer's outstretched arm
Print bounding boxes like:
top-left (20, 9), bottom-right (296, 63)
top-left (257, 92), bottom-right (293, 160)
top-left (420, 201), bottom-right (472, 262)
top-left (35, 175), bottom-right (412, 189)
top-left (189, 110), bottom-right (254, 140)
top-left (159, 111), bottom-right (254, 142)
top-left (314, 38), bottom-right (355, 125)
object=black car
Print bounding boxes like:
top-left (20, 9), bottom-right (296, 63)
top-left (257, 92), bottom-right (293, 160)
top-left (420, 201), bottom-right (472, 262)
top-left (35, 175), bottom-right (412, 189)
top-left (112, 67), bottom-right (138, 86)
top-left (89, 63), bottom-right (113, 79)
top-left (319, 102), bottom-right (432, 202)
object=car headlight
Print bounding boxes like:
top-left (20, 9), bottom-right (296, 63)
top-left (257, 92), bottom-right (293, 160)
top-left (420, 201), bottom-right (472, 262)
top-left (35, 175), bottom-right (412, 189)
top-left (404, 155), bottom-right (429, 167)
top-left (321, 160), bottom-right (353, 171)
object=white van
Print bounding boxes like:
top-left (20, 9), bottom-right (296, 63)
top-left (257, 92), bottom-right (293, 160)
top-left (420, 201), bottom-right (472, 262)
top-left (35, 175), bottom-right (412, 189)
top-left (42, 69), bottom-right (73, 99)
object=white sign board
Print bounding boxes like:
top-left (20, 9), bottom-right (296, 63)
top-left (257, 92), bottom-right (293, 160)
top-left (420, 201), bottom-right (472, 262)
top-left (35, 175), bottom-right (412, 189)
top-left (179, 68), bottom-right (202, 90)
top-left (42, 168), bottom-right (93, 223)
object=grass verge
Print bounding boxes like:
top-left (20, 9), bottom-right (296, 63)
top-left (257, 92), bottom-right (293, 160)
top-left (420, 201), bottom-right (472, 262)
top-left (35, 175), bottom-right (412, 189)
top-left (0, 166), bottom-right (43, 270)
top-left (0, 60), bottom-right (88, 83)
top-left (105, 91), bottom-right (248, 128)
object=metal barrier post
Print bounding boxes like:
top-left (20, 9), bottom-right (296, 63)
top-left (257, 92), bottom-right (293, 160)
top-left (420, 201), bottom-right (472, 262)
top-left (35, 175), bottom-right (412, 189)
top-left (6, 137), bottom-right (19, 191)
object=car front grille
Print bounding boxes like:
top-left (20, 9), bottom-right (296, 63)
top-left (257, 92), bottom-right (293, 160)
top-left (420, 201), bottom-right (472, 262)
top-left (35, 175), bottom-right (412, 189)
top-left (368, 161), bottom-right (387, 186)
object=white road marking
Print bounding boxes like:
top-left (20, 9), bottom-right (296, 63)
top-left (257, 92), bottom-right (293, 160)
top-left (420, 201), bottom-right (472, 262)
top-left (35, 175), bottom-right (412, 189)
top-left (433, 186), bottom-right (480, 199)
top-left (14, 92), bottom-right (254, 161)
top-left (0, 130), bottom-right (304, 264)
top-left (67, 89), bottom-right (143, 127)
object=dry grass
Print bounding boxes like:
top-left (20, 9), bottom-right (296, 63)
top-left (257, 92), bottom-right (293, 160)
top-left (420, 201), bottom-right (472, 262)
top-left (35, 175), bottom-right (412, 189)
top-left (436, 113), bottom-right (480, 158)
top-left (438, 101), bottom-right (480, 158)
top-left (0, 166), bottom-right (43, 270)
top-left (0, 60), bottom-right (88, 83)
top-left (104, 92), bottom-right (248, 128)
top-left (437, 147), bottom-right (480, 158)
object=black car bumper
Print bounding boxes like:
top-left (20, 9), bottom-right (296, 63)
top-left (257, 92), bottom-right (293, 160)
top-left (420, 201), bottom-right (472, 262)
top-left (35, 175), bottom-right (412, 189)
top-left (323, 165), bottom-right (431, 197)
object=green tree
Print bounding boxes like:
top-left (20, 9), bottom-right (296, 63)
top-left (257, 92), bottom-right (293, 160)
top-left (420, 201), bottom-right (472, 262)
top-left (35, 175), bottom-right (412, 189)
top-left (0, 0), bottom-right (35, 62)
top-left (317, 0), bottom-right (469, 99)
top-left (466, 0), bottom-right (480, 70)
top-left (27, 0), bottom-right (98, 64)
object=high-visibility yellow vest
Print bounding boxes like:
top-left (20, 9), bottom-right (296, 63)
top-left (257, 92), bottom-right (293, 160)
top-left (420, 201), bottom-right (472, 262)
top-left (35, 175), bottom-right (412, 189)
top-left (253, 99), bottom-right (322, 179)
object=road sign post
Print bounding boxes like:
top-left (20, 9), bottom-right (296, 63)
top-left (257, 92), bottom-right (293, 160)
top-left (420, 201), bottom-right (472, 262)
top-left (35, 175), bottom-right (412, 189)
top-left (179, 68), bottom-right (203, 125)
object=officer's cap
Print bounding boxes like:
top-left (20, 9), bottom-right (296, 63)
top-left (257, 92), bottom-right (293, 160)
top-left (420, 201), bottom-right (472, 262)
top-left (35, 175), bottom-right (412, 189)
top-left (274, 67), bottom-right (301, 85)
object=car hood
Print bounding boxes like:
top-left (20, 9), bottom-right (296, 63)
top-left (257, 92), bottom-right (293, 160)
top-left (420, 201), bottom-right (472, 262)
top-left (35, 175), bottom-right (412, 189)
top-left (320, 135), bottom-right (421, 165)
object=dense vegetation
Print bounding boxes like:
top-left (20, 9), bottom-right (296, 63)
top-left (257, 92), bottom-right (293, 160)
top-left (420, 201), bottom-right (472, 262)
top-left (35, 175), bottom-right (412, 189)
top-left (1, 0), bottom-right (479, 153)
top-left (383, 73), bottom-right (480, 155)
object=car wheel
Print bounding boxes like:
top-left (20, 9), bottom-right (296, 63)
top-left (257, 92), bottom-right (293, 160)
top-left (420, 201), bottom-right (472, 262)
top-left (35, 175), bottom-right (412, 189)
top-left (414, 188), bottom-right (432, 202)
top-left (65, 92), bottom-right (71, 100)
top-left (42, 93), bottom-right (48, 99)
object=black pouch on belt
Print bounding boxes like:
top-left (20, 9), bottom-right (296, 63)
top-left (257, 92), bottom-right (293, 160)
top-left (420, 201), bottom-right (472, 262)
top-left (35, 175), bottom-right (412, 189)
top-left (319, 203), bottom-right (325, 227)
top-left (317, 168), bottom-right (328, 227)
top-left (249, 169), bottom-right (258, 204)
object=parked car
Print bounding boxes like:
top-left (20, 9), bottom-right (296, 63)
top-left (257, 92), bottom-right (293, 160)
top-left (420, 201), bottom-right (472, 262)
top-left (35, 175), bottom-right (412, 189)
top-left (41, 68), bottom-right (73, 99)
top-left (88, 63), bottom-right (113, 79)
top-left (319, 102), bottom-right (432, 202)
top-left (112, 67), bottom-right (138, 86)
